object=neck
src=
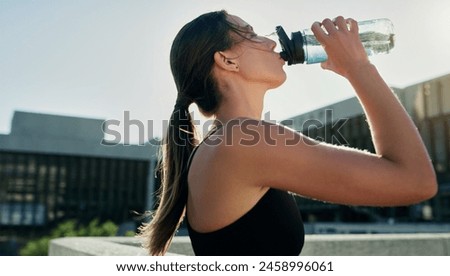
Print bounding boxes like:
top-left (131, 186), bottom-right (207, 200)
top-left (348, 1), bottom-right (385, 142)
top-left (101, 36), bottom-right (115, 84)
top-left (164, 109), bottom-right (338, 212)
top-left (215, 82), bottom-right (267, 124)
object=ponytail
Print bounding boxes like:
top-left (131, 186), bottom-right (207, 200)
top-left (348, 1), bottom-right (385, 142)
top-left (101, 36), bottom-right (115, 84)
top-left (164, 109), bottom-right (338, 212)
top-left (139, 10), bottom-right (237, 255)
top-left (139, 104), bottom-right (197, 255)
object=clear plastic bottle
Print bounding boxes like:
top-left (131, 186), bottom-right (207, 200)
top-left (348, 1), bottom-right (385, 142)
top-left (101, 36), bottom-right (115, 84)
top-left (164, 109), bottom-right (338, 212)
top-left (276, 18), bottom-right (395, 65)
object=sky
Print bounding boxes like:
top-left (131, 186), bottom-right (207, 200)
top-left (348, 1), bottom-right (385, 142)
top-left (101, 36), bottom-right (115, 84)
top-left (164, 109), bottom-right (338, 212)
top-left (1, 0), bottom-right (450, 143)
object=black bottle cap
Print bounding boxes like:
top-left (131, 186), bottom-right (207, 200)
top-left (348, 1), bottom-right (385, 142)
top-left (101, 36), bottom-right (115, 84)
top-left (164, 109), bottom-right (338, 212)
top-left (276, 26), bottom-right (305, 65)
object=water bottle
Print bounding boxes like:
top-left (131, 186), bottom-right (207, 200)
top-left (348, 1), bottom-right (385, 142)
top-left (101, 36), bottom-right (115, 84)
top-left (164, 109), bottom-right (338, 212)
top-left (276, 18), bottom-right (395, 65)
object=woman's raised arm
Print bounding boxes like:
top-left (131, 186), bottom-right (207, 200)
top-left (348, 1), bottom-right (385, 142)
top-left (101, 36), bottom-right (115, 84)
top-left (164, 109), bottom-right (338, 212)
top-left (220, 16), bottom-right (437, 206)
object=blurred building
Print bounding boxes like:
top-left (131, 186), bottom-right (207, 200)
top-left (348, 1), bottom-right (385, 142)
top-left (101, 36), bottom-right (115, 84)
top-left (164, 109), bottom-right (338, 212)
top-left (281, 73), bottom-right (450, 223)
top-left (0, 111), bottom-right (158, 243)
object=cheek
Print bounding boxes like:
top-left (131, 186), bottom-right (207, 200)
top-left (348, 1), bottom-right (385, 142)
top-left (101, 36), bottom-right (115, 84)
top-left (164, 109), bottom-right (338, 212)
top-left (240, 57), bottom-right (274, 76)
top-left (236, 51), bottom-right (286, 87)
top-left (243, 59), bottom-right (286, 83)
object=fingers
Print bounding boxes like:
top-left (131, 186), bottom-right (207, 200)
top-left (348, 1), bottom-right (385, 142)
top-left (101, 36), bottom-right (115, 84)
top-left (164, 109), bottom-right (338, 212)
top-left (321, 18), bottom-right (337, 34)
top-left (310, 16), bottom-right (366, 75)
top-left (334, 16), bottom-right (347, 31)
top-left (311, 21), bottom-right (327, 43)
top-left (336, 17), bottom-right (359, 34)
top-left (347, 18), bottom-right (358, 33)
top-left (311, 16), bottom-right (357, 36)
top-left (311, 18), bottom-right (338, 45)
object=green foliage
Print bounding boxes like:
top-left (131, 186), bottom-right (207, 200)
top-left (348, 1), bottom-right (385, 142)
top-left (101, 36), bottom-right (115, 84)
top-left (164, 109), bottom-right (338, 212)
top-left (20, 219), bottom-right (119, 256)
top-left (19, 237), bottom-right (51, 256)
top-left (124, 230), bottom-right (136, 237)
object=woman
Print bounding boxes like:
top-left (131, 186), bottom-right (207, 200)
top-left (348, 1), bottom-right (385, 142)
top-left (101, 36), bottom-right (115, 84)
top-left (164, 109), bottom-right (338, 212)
top-left (139, 10), bottom-right (437, 256)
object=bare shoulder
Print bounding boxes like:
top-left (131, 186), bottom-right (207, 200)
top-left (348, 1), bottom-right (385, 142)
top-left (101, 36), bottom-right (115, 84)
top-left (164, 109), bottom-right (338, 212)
top-left (215, 118), bottom-right (314, 149)
top-left (209, 118), bottom-right (314, 187)
top-left (210, 117), bottom-right (434, 207)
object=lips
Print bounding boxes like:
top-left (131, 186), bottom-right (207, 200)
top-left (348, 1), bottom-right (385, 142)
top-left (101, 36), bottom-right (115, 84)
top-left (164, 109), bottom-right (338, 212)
top-left (278, 54), bottom-right (286, 64)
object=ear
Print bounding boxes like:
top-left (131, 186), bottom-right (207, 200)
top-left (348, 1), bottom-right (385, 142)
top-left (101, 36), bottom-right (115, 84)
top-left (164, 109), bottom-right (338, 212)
top-left (213, 51), bottom-right (239, 72)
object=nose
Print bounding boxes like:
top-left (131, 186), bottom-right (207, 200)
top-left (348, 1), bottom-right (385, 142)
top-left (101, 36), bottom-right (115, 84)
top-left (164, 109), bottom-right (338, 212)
top-left (266, 37), bottom-right (277, 51)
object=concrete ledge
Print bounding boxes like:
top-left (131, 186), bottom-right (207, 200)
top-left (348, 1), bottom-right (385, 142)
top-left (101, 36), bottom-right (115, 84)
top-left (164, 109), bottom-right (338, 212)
top-left (49, 237), bottom-right (148, 256)
top-left (302, 233), bottom-right (450, 255)
top-left (167, 236), bottom-right (195, 256)
top-left (49, 236), bottom-right (189, 256)
top-left (50, 234), bottom-right (450, 256)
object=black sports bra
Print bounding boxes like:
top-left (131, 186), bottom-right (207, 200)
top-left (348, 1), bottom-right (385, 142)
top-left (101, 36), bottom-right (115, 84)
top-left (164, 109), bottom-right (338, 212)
top-left (185, 126), bottom-right (305, 256)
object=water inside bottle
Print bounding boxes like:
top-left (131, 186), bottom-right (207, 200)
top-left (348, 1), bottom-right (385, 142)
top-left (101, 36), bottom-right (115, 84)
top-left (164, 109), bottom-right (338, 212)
top-left (360, 32), bottom-right (395, 55)
top-left (304, 34), bottom-right (328, 64)
top-left (303, 30), bottom-right (395, 64)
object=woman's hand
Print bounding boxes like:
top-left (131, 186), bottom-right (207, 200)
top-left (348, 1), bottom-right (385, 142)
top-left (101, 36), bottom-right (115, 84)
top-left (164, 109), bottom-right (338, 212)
top-left (311, 16), bottom-right (370, 78)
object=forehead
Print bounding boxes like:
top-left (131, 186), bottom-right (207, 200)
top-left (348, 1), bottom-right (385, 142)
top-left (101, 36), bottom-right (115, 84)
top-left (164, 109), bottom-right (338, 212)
top-left (227, 14), bottom-right (253, 31)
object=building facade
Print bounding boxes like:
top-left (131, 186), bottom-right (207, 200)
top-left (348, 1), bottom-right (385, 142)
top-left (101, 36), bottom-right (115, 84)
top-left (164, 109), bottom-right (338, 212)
top-left (281, 73), bottom-right (450, 223)
top-left (0, 111), bottom-right (159, 249)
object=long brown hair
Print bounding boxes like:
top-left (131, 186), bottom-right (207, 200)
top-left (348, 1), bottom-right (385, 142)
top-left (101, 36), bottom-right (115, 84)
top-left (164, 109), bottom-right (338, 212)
top-left (139, 10), bottom-right (247, 255)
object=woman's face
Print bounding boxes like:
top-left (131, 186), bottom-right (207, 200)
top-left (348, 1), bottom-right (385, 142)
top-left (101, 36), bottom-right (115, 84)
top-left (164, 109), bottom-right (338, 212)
top-left (225, 14), bottom-right (286, 89)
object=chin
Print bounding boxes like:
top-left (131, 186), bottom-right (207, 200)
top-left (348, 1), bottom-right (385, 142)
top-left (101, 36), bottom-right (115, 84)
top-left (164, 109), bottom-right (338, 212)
top-left (270, 71), bottom-right (287, 89)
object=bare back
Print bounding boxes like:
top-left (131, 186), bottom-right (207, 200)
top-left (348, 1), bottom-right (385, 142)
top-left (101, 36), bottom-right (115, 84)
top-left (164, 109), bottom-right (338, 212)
top-left (186, 126), bottom-right (269, 233)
